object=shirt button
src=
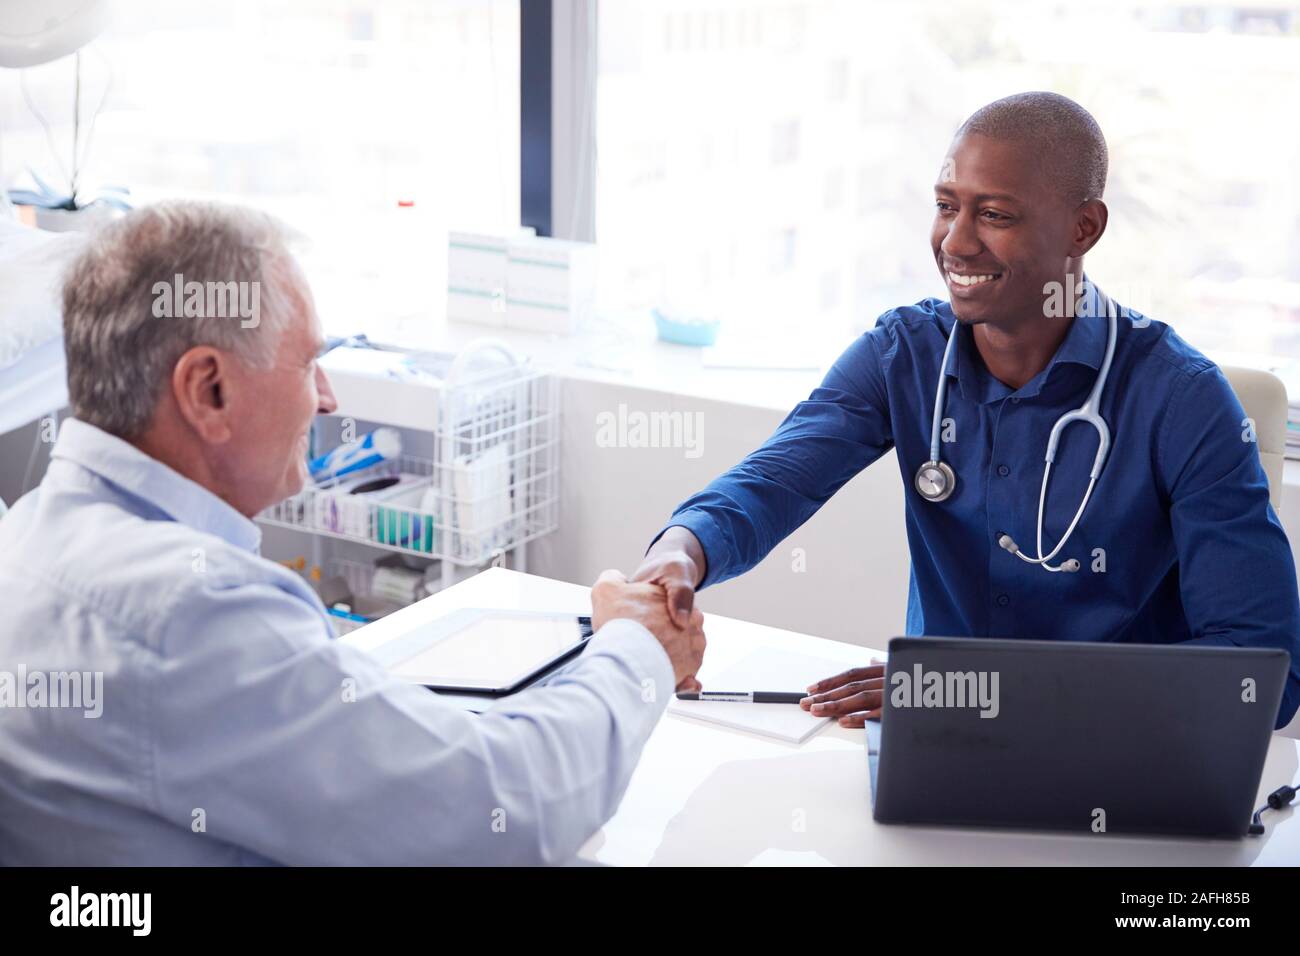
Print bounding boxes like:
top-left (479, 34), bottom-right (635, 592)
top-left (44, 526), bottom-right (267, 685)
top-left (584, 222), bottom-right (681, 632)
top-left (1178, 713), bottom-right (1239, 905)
top-left (996, 594), bottom-right (1010, 607)
top-left (1011, 397), bottom-right (1021, 404)
top-left (997, 464), bottom-right (1010, 477)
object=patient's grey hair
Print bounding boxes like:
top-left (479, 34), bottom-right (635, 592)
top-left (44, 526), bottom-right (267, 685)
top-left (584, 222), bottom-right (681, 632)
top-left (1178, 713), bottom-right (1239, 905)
top-left (62, 200), bottom-right (299, 438)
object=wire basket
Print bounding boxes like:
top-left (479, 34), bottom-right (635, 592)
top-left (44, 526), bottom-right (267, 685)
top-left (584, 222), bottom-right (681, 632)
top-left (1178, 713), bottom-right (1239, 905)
top-left (259, 342), bottom-right (559, 566)
top-left (320, 557), bottom-right (383, 638)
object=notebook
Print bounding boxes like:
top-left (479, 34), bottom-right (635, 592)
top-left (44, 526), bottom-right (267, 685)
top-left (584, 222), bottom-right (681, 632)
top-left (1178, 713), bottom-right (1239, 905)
top-left (668, 647), bottom-right (856, 744)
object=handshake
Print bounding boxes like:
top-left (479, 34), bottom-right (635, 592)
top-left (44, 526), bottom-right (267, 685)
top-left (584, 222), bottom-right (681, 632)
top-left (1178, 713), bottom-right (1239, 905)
top-left (590, 532), bottom-right (707, 694)
top-left (591, 574), bottom-right (706, 695)
top-left (592, 527), bottom-right (886, 725)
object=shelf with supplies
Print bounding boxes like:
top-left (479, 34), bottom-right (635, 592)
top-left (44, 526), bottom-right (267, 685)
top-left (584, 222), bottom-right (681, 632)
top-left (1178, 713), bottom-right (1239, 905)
top-left (257, 338), bottom-right (560, 614)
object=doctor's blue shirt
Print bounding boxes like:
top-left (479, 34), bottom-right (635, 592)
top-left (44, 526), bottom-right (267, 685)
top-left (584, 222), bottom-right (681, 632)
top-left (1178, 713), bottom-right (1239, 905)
top-left (660, 291), bottom-right (1300, 729)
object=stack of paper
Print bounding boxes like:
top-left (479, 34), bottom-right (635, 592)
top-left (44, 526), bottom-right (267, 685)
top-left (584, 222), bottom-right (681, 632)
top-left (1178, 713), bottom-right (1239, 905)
top-left (668, 647), bottom-right (856, 744)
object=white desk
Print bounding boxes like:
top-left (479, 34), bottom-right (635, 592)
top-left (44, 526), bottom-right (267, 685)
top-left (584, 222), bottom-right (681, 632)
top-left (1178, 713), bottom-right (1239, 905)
top-left (343, 567), bottom-right (1300, 866)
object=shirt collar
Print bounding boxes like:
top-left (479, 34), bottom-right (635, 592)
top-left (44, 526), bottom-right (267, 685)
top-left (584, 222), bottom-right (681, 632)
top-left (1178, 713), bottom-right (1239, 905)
top-left (1048, 277), bottom-right (1110, 373)
top-left (944, 276), bottom-right (1110, 404)
top-left (51, 417), bottom-right (262, 553)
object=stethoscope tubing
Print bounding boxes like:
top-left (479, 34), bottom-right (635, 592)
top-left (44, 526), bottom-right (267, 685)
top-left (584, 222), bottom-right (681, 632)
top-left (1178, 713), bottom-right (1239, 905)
top-left (920, 282), bottom-right (1119, 572)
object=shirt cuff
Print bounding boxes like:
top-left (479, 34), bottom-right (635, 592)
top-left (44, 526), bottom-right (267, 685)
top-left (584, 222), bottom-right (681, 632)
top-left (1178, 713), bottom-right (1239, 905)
top-left (582, 617), bottom-right (676, 708)
top-left (647, 510), bottom-right (730, 590)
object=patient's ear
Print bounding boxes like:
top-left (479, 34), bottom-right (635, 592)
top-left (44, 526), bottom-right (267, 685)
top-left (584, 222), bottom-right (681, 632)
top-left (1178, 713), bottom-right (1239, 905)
top-left (171, 345), bottom-right (233, 444)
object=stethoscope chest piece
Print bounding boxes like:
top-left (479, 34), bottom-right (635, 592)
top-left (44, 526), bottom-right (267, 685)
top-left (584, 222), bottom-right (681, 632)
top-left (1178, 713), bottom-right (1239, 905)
top-left (914, 459), bottom-right (956, 502)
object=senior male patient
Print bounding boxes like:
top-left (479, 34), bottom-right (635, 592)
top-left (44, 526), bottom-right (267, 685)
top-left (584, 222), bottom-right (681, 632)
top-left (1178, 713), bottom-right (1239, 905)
top-left (0, 201), bottom-right (705, 866)
top-left (633, 91), bottom-right (1300, 730)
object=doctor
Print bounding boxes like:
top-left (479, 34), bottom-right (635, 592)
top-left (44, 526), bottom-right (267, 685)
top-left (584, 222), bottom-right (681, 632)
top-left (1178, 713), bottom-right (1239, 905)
top-left (633, 92), bottom-right (1300, 729)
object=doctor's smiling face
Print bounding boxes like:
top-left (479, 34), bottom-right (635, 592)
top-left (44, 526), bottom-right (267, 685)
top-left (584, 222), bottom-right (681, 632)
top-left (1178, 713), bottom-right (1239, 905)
top-left (931, 98), bottom-right (1109, 330)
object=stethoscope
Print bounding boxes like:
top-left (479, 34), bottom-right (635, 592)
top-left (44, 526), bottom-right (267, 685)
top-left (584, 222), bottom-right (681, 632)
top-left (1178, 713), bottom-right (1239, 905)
top-left (913, 285), bottom-right (1119, 573)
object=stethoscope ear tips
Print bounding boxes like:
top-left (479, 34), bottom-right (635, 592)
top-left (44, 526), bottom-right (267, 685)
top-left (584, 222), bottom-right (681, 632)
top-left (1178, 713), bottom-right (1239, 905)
top-left (998, 533), bottom-right (1080, 572)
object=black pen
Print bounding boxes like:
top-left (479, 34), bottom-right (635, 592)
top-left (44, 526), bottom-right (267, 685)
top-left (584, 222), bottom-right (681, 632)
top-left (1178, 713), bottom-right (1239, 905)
top-left (675, 691), bottom-right (809, 704)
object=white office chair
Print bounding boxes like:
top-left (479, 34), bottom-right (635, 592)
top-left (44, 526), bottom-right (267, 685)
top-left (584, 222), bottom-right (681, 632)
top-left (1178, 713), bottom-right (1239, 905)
top-left (1222, 365), bottom-right (1300, 738)
top-left (1221, 365), bottom-right (1287, 515)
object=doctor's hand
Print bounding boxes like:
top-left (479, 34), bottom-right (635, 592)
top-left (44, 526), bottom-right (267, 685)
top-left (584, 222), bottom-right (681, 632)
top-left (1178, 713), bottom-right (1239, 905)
top-left (631, 526), bottom-right (705, 630)
top-left (591, 569), bottom-right (706, 693)
top-left (800, 660), bottom-right (886, 728)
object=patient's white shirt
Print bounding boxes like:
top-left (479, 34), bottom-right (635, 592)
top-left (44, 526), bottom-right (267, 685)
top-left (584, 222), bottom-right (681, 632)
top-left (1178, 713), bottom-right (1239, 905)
top-left (0, 418), bottom-right (672, 865)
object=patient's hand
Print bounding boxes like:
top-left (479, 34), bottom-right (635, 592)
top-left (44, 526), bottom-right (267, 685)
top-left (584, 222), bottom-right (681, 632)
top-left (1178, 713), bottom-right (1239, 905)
top-left (799, 662), bottom-right (886, 728)
top-left (592, 569), bottom-right (706, 693)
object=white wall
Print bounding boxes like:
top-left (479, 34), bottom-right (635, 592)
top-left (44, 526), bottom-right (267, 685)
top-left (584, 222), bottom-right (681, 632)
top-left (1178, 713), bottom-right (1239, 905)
top-left (527, 377), bottom-right (911, 650)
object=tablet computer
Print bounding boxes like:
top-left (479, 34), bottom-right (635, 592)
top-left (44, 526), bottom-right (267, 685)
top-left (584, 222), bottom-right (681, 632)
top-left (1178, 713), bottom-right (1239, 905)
top-left (368, 608), bottom-right (595, 696)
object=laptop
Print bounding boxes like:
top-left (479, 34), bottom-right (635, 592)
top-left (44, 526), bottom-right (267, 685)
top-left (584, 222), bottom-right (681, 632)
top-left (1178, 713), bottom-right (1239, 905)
top-left (868, 637), bottom-right (1289, 837)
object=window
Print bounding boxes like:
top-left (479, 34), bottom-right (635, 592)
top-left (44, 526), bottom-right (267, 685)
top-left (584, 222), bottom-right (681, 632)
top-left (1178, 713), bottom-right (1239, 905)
top-left (1, 0), bottom-right (520, 345)
top-left (596, 0), bottom-right (1300, 358)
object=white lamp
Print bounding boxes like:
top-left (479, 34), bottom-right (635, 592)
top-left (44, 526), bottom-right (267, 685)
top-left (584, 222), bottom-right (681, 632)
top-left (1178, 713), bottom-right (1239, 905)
top-left (0, 0), bottom-right (109, 68)
top-left (0, 0), bottom-right (109, 218)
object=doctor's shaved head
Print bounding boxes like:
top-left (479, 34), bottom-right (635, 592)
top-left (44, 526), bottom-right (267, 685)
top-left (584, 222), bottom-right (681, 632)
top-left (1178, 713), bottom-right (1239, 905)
top-left (956, 91), bottom-right (1108, 204)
